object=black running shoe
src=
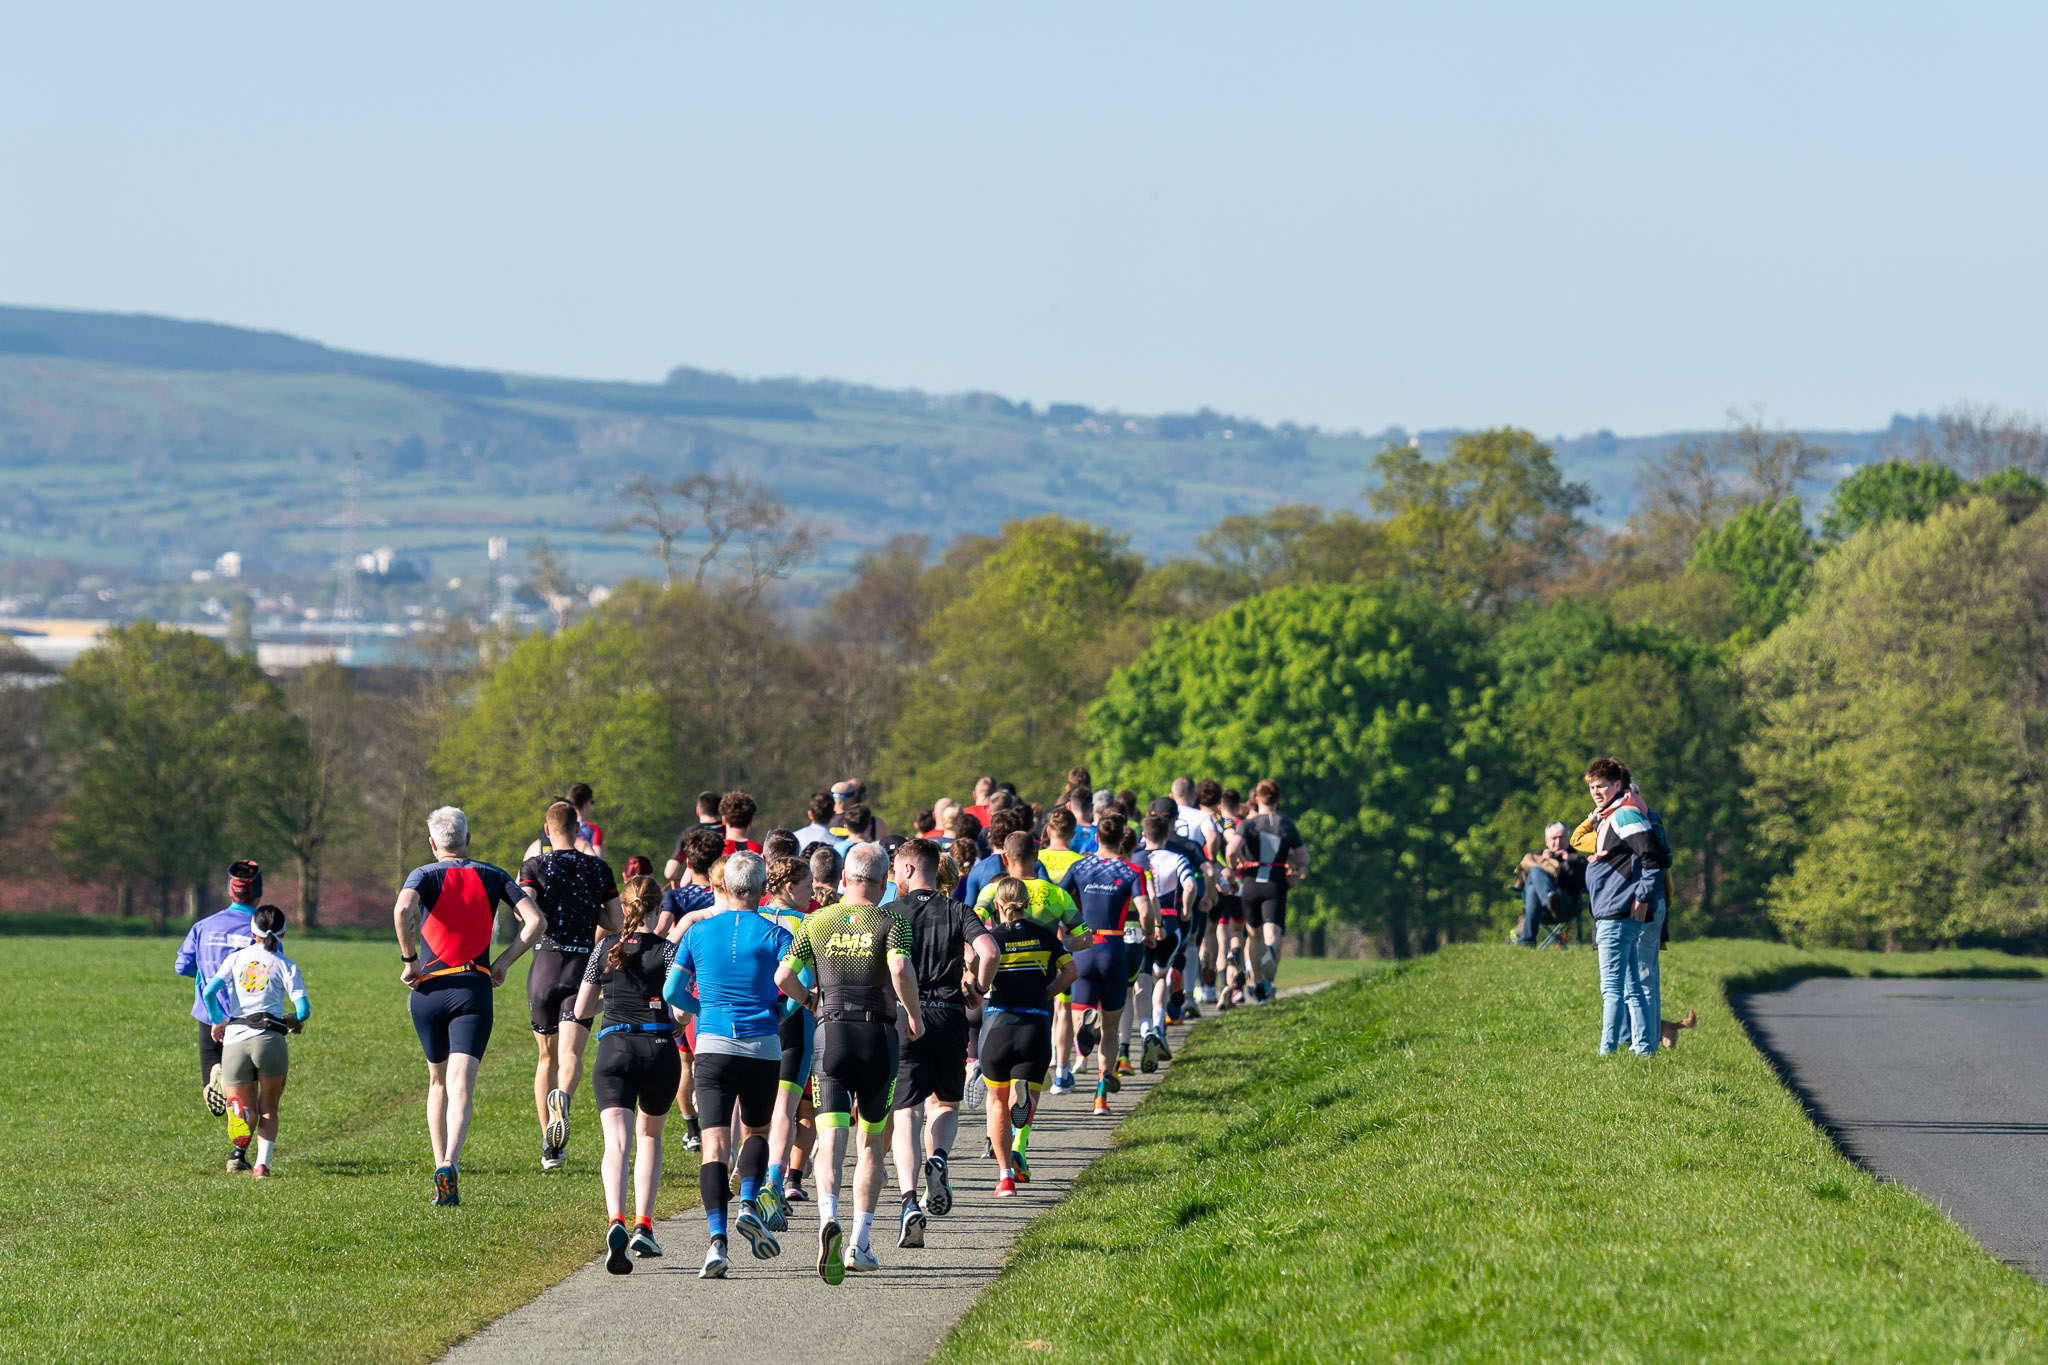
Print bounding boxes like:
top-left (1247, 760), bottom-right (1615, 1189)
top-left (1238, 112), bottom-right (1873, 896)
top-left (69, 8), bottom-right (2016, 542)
top-left (605, 1220), bottom-right (633, 1275)
top-left (923, 1155), bottom-right (953, 1216)
top-left (433, 1165), bottom-right (458, 1207)
top-left (683, 1118), bottom-right (702, 1153)
top-left (227, 1146), bottom-right (252, 1174)
top-left (898, 1199), bottom-right (926, 1248)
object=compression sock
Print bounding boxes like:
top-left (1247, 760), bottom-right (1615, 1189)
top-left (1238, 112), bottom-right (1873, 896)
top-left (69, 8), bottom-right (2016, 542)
top-left (1012, 1121), bottom-right (1031, 1153)
top-left (635, 1215), bottom-right (653, 1231)
top-left (1153, 1003), bottom-right (1167, 1033)
top-left (254, 1137), bottom-right (274, 1167)
top-left (700, 1162), bottom-right (730, 1239)
top-left (767, 1163), bottom-right (786, 1195)
top-left (853, 1210), bottom-right (874, 1250)
top-left (738, 1135), bottom-right (768, 1205)
top-left (820, 1192), bottom-right (840, 1224)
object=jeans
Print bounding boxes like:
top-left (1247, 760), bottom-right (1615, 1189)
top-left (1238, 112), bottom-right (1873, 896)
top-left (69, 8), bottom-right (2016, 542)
top-left (1517, 868), bottom-right (1556, 946)
top-left (1596, 914), bottom-right (1654, 1056)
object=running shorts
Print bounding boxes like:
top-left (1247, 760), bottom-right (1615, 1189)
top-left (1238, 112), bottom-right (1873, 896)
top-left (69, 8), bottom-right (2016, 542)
top-left (1243, 882), bottom-right (1287, 930)
top-left (980, 1015), bottom-right (1052, 1087)
top-left (594, 1032), bottom-right (683, 1115)
top-left (410, 974), bottom-right (494, 1063)
top-left (779, 1007), bottom-right (817, 1092)
top-left (526, 948), bottom-right (590, 1035)
top-left (222, 1031), bottom-right (288, 1084)
top-left (811, 1019), bottom-right (899, 1127)
top-left (895, 1003), bottom-right (968, 1109)
top-left (1214, 892), bottom-right (1245, 924)
top-left (1125, 938), bottom-right (1147, 984)
top-left (1145, 918), bottom-right (1183, 974)
top-left (198, 1020), bottom-right (223, 1085)
top-left (693, 1051), bottom-right (777, 1128)
top-left (1070, 942), bottom-right (1129, 1011)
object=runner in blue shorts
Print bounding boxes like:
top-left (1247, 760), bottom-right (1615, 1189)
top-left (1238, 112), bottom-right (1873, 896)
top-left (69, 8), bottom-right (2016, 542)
top-left (1056, 811), bottom-right (1156, 1117)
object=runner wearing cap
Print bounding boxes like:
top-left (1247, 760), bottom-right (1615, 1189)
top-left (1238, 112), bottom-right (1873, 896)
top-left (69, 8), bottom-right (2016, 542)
top-left (174, 858), bottom-right (264, 1163)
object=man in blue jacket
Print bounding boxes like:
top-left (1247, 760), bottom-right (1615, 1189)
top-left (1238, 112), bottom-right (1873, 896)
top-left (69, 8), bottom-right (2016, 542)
top-left (1572, 758), bottom-right (1669, 1057)
top-left (174, 860), bottom-right (264, 1149)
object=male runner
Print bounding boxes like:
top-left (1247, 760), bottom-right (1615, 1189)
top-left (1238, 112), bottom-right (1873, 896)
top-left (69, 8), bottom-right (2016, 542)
top-left (756, 855), bottom-right (817, 1232)
top-left (665, 852), bottom-right (790, 1277)
top-left (1135, 811), bottom-right (1198, 1071)
top-left (720, 790), bottom-right (763, 856)
top-left (1227, 779), bottom-right (1308, 1001)
top-left (394, 806), bottom-right (544, 1206)
top-left (774, 843), bottom-right (922, 1283)
top-left (520, 800), bottom-right (624, 1169)
top-left (980, 876), bottom-right (1077, 1196)
top-left (664, 791), bottom-right (725, 884)
top-left (657, 827), bottom-right (722, 1150)
top-left (174, 858), bottom-right (263, 1162)
top-left (521, 781), bottom-right (604, 861)
top-left (962, 810), bottom-right (1045, 906)
top-left (1206, 787), bottom-right (1248, 1005)
top-left (831, 779), bottom-right (892, 842)
top-left (1056, 812), bottom-right (1155, 1116)
top-left (793, 792), bottom-right (836, 853)
top-left (888, 838), bottom-right (997, 1249)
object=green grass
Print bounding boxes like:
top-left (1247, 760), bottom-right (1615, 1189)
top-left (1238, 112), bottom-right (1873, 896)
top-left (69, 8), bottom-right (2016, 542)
top-left (935, 939), bottom-right (2048, 1362)
top-left (0, 937), bottom-right (702, 1364)
top-left (1273, 955), bottom-right (1381, 990)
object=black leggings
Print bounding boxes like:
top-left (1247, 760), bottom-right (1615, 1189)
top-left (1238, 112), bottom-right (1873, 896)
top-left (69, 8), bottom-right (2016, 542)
top-left (812, 1020), bottom-right (898, 1130)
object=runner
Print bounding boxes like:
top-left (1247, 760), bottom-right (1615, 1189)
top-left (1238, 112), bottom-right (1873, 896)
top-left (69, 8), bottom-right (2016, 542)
top-left (809, 844), bottom-right (844, 911)
top-left (1111, 819), bottom-right (1152, 1078)
top-left (519, 800), bottom-right (624, 1170)
top-left (657, 827), bottom-right (723, 1152)
top-left (664, 852), bottom-right (791, 1277)
top-left (1037, 808), bottom-right (1086, 886)
top-left (755, 854), bottom-right (818, 1233)
top-left (979, 877), bottom-right (1076, 1196)
top-left (1056, 811), bottom-right (1155, 1116)
top-left (663, 791), bottom-right (726, 884)
top-left (1135, 811), bottom-right (1197, 1072)
top-left (521, 781), bottom-right (604, 861)
top-left (830, 779), bottom-right (892, 842)
top-left (1207, 787), bottom-right (1249, 1006)
top-left (198, 904), bottom-right (307, 1178)
top-left (394, 806), bottom-right (545, 1207)
top-left (568, 875), bottom-right (679, 1274)
top-left (1227, 779), bottom-right (1308, 1002)
top-left (774, 842), bottom-right (922, 1283)
top-left (720, 790), bottom-right (763, 856)
top-left (888, 837), bottom-right (997, 1249)
top-left (962, 809), bottom-right (1044, 905)
top-left (970, 831), bottom-right (1086, 1093)
top-left (792, 791), bottom-right (836, 854)
top-left (944, 811), bottom-right (986, 900)
top-left (174, 858), bottom-right (264, 1160)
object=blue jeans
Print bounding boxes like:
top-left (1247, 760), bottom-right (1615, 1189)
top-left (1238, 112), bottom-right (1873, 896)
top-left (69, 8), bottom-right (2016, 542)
top-left (1517, 868), bottom-right (1555, 946)
top-left (1596, 914), bottom-right (1654, 1056)
top-left (1616, 898), bottom-right (1668, 1051)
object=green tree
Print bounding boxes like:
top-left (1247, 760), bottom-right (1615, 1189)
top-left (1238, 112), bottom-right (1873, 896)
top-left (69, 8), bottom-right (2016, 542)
top-left (239, 661), bottom-right (370, 929)
top-left (1744, 498), bottom-right (2048, 947)
top-left (1368, 428), bottom-right (1591, 617)
top-left (1819, 460), bottom-right (1965, 543)
top-left (875, 516), bottom-right (1145, 818)
top-left (51, 622), bottom-right (300, 931)
top-left (1687, 497), bottom-right (1813, 643)
top-left (1086, 583), bottom-right (1493, 956)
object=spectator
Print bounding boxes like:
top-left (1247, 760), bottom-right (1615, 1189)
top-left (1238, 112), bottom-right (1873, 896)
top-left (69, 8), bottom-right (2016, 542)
top-left (1511, 823), bottom-right (1587, 946)
top-left (1573, 757), bottom-right (1671, 1057)
top-left (793, 792), bottom-right (835, 852)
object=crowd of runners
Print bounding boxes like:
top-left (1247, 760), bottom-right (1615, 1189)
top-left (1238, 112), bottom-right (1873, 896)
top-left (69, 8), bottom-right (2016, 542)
top-left (172, 770), bottom-right (1310, 1284)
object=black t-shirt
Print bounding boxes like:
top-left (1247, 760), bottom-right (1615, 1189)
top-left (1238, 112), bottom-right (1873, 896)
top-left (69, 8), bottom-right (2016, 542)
top-left (894, 887), bottom-right (992, 1008)
top-left (517, 847), bottom-right (619, 953)
top-left (580, 932), bottom-right (677, 1030)
top-left (987, 918), bottom-right (1073, 1015)
top-left (671, 820), bottom-right (725, 862)
top-left (1237, 811), bottom-right (1303, 885)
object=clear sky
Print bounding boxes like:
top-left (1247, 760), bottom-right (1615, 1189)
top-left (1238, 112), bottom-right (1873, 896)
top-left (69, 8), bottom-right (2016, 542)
top-left (4, 4), bottom-right (2043, 436)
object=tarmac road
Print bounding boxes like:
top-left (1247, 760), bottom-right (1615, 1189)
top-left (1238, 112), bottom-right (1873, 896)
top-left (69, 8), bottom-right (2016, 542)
top-left (1736, 975), bottom-right (2048, 1278)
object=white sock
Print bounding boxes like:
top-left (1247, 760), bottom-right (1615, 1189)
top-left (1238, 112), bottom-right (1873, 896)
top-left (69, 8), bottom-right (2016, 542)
top-left (853, 1210), bottom-right (874, 1249)
top-left (1152, 1006), bottom-right (1166, 1032)
top-left (255, 1137), bottom-right (274, 1166)
top-left (820, 1192), bottom-right (840, 1225)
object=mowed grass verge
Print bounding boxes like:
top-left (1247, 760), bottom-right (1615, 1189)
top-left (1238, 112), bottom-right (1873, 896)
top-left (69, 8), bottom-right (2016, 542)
top-left (936, 940), bottom-right (2048, 1363)
top-left (0, 937), bottom-right (703, 1364)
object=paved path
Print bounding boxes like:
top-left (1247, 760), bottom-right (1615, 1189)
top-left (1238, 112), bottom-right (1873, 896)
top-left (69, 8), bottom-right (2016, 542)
top-left (1736, 976), bottom-right (2048, 1278)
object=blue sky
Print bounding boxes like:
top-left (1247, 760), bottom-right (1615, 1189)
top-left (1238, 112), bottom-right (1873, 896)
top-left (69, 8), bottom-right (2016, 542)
top-left (4, 3), bottom-right (2043, 435)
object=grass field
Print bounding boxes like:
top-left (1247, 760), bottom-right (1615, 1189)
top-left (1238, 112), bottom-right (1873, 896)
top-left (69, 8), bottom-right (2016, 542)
top-left (935, 940), bottom-right (2048, 1362)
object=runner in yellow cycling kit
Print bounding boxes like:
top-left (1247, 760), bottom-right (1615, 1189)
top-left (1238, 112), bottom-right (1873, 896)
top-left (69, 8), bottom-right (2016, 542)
top-left (973, 830), bottom-right (1088, 1095)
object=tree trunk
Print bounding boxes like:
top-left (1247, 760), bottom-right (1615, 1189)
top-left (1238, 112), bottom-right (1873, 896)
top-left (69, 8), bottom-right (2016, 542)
top-left (296, 852), bottom-right (322, 930)
top-left (184, 882), bottom-right (200, 923)
top-left (153, 880), bottom-right (171, 936)
top-left (116, 882), bottom-right (132, 921)
top-left (1386, 906), bottom-right (1412, 960)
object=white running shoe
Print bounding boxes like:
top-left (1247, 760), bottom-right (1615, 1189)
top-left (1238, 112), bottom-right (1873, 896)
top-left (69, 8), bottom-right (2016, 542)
top-left (699, 1236), bottom-right (729, 1279)
top-left (963, 1060), bottom-right (984, 1109)
top-left (734, 1202), bottom-right (781, 1260)
top-left (847, 1244), bottom-right (881, 1273)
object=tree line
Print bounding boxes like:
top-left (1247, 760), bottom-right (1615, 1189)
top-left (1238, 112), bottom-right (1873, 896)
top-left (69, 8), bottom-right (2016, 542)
top-left (11, 403), bottom-right (2048, 953)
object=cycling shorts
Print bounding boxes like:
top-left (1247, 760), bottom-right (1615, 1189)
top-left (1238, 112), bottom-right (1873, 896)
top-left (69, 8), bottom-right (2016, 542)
top-left (811, 1019), bottom-right (899, 1129)
top-left (1070, 942), bottom-right (1129, 1011)
top-left (779, 1007), bottom-right (816, 1092)
top-left (980, 1015), bottom-right (1052, 1087)
top-left (198, 1020), bottom-right (224, 1085)
top-left (526, 948), bottom-right (590, 1035)
top-left (895, 1004), bottom-right (968, 1109)
top-left (410, 974), bottom-right (494, 1063)
top-left (1125, 939), bottom-right (1147, 983)
top-left (1213, 893), bottom-right (1245, 924)
top-left (1243, 882), bottom-right (1288, 930)
top-left (693, 1051), bottom-right (778, 1129)
top-left (1145, 918), bottom-right (1183, 974)
top-left (594, 1032), bottom-right (682, 1115)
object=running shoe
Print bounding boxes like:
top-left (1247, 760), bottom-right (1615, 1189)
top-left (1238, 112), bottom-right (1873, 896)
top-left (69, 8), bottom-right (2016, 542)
top-left (699, 1235), bottom-right (729, 1280)
top-left (1141, 1033), bottom-right (1162, 1074)
top-left (1185, 998), bottom-right (1202, 1019)
top-left (1092, 1095), bottom-right (1111, 1116)
top-left (729, 1166), bottom-right (743, 1197)
top-left (963, 1059), bottom-right (984, 1109)
top-left (1010, 1091), bottom-right (1031, 1130)
top-left (1048, 1070), bottom-right (1074, 1096)
top-left (544, 1089), bottom-right (570, 1153)
top-left (758, 1183), bottom-right (789, 1233)
top-left (735, 1201), bottom-right (781, 1260)
top-left (433, 1165), bottom-right (458, 1207)
top-left (1166, 991), bottom-right (1186, 1025)
top-left (981, 1136), bottom-right (996, 1159)
top-left (923, 1155), bottom-right (953, 1216)
top-left (203, 1063), bottom-right (227, 1117)
top-left (540, 1141), bottom-right (564, 1171)
top-left (818, 1220), bottom-right (845, 1285)
top-left (630, 1224), bottom-right (664, 1258)
top-left (1104, 1068), bottom-right (1122, 1095)
top-left (898, 1200), bottom-right (926, 1248)
top-left (682, 1119), bottom-right (703, 1153)
top-left (1076, 1019), bottom-right (1099, 1059)
top-left (1012, 1148), bottom-right (1031, 1184)
top-left (251, 1163), bottom-right (270, 1180)
top-left (993, 1172), bottom-right (1017, 1198)
top-left (227, 1147), bottom-right (252, 1173)
top-left (1155, 1032), bottom-right (1173, 1062)
top-left (605, 1220), bottom-right (633, 1275)
top-left (226, 1097), bottom-right (253, 1151)
top-left (1117, 1054), bottom-right (1135, 1077)
top-left (847, 1244), bottom-right (880, 1274)
top-left (784, 1174), bottom-right (808, 1204)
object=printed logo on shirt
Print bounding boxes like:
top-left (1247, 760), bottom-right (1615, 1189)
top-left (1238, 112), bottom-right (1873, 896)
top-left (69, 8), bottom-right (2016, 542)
top-left (237, 959), bottom-right (272, 993)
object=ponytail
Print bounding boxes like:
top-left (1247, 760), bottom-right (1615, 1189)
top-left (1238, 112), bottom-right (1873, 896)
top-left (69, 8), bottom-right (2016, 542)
top-left (252, 904), bottom-right (286, 954)
top-left (611, 875), bottom-right (662, 971)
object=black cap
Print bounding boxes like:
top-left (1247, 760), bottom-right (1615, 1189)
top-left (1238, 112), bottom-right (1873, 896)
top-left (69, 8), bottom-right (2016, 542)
top-left (1148, 797), bottom-right (1178, 817)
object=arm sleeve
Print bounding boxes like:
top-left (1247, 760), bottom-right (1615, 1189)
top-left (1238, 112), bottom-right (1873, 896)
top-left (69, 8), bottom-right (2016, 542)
top-left (174, 925), bottom-right (200, 977)
top-left (661, 963), bottom-right (700, 1014)
top-left (402, 865), bottom-right (435, 908)
top-left (517, 856), bottom-right (542, 895)
top-left (1054, 887), bottom-right (1083, 932)
top-left (488, 865), bottom-right (521, 909)
top-left (959, 904), bottom-right (994, 945)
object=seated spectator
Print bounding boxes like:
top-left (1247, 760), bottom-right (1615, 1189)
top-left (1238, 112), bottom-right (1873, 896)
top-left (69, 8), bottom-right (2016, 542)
top-left (1512, 822), bottom-right (1587, 946)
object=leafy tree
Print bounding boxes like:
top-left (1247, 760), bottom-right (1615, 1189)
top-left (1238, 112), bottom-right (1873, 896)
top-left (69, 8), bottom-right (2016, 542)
top-left (51, 623), bottom-right (300, 931)
top-left (1687, 497), bottom-right (1813, 643)
top-left (1744, 499), bottom-right (2048, 947)
top-left (1369, 428), bottom-right (1591, 618)
top-left (239, 661), bottom-right (370, 929)
top-left (1973, 468), bottom-right (2048, 519)
top-left (1820, 460), bottom-right (1964, 543)
top-left (1086, 583), bottom-right (1493, 956)
top-left (875, 516), bottom-right (1145, 818)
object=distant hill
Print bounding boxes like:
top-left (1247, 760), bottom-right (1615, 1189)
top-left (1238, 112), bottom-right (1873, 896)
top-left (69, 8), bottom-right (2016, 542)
top-left (0, 305), bottom-right (1899, 594)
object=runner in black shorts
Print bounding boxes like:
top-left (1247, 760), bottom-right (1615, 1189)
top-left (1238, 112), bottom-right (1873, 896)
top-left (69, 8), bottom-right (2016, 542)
top-left (1056, 811), bottom-right (1156, 1117)
top-left (775, 842), bottom-right (922, 1283)
top-left (519, 800), bottom-right (623, 1170)
top-left (394, 806), bottom-right (544, 1208)
top-left (1136, 811), bottom-right (1197, 1073)
top-left (887, 838), bottom-right (996, 1249)
top-left (756, 855), bottom-right (817, 1234)
top-left (980, 877), bottom-right (1076, 1197)
top-left (568, 874), bottom-right (678, 1273)
top-left (1227, 778), bottom-right (1308, 1004)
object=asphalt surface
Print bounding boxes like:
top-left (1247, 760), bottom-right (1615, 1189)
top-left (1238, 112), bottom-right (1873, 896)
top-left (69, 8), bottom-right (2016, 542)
top-left (1736, 976), bottom-right (2048, 1278)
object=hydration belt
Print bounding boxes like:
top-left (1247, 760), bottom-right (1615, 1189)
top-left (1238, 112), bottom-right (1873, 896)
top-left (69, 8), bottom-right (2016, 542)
top-left (597, 1021), bottom-right (675, 1040)
top-left (420, 962), bottom-right (489, 981)
top-left (819, 1008), bottom-right (894, 1024)
top-left (1089, 930), bottom-right (1121, 944)
top-left (228, 1012), bottom-right (296, 1034)
top-left (988, 1006), bottom-right (1050, 1019)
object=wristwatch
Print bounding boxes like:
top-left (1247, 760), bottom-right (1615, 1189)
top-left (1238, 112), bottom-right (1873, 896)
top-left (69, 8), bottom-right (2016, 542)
top-left (401, 953), bottom-right (419, 963)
